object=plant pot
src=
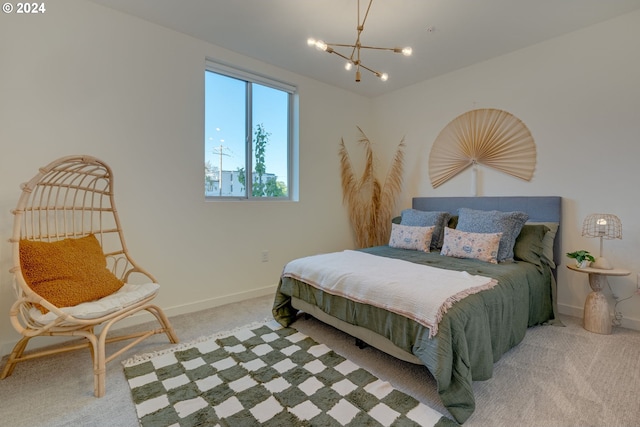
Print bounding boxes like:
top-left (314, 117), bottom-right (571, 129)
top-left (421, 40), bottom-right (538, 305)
top-left (576, 260), bottom-right (591, 268)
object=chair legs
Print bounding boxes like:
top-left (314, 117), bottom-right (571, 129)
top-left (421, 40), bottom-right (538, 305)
top-left (92, 304), bottom-right (179, 397)
top-left (0, 336), bottom-right (31, 379)
top-left (146, 304), bottom-right (179, 344)
top-left (1, 305), bottom-right (179, 398)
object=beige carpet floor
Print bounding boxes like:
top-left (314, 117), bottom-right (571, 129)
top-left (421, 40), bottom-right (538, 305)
top-left (1, 294), bottom-right (639, 426)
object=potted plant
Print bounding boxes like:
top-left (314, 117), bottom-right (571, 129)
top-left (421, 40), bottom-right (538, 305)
top-left (566, 250), bottom-right (595, 268)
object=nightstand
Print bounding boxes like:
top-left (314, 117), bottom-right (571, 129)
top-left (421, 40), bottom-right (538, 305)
top-left (567, 264), bottom-right (631, 334)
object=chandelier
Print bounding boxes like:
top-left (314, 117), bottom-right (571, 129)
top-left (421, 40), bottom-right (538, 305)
top-left (307, 0), bottom-right (412, 82)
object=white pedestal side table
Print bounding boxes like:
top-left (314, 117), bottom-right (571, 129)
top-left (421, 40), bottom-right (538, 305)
top-left (567, 264), bottom-right (630, 334)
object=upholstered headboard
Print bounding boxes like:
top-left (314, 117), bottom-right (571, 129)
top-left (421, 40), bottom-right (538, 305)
top-left (412, 196), bottom-right (562, 269)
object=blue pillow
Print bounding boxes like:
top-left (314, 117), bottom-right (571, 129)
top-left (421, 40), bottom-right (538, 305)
top-left (400, 209), bottom-right (451, 250)
top-left (456, 208), bottom-right (529, 262)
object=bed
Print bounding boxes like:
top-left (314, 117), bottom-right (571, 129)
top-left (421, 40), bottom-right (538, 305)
top-left (272, 196), bottom-right (562, 424)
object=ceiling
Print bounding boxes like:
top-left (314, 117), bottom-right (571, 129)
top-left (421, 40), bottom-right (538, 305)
top-left (88, 0), bottom-right (640, 98)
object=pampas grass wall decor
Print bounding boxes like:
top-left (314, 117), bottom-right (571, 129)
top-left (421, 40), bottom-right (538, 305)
top-left (339, 126), bottom-right (405, 248)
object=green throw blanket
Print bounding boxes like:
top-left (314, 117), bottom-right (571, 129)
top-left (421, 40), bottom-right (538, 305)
top-left (273, 246), bottom-right (553, 424)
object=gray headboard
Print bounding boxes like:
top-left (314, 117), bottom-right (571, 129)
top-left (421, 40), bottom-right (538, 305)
top-left (412, 196), bottom-right (562, 269)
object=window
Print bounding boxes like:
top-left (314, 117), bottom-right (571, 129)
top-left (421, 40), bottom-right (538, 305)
top-left (204, 60), bottom-right (296, 200)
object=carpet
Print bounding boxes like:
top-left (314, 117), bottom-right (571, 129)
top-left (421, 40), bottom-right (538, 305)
top-left (123, 319), bottom-right (457, 426)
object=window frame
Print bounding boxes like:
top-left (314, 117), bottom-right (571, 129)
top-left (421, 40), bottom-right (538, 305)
top-left (205, 59), bottom-right (297, 201)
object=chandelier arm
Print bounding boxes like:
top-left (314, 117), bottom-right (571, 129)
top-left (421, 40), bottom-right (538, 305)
top-left (358, 46), bottom-right (400, 52)
top-left (357, 62), bottom-right (381, 76)
top-left (352, 0), bottom-right (372, 60)
top-left (354, 27), bottom-right (362, 61)
top-left (327, 49), bottom-right (352, 62)
top-left (326, 43), bottom-right (359, 48)
top-left (361, 0), bottom-right (373, 30)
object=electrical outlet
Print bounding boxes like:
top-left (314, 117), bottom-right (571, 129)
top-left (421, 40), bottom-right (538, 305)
top-left (261, 250), bottom-right (269, 263)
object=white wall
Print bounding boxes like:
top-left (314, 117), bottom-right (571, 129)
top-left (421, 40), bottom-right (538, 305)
top-left (371, 10), bottom-right (640, 329)
top-left (0, 0), bottom-right (372, 354)
top-left (2, 2), bottom-right (639, 356)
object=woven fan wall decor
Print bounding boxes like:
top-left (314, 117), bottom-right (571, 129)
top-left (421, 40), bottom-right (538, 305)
top-left (428, 108), bottom-right (536, 189)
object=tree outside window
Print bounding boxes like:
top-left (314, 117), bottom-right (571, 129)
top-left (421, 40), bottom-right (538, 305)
top-left (204, 61), bottom-right (295, 200)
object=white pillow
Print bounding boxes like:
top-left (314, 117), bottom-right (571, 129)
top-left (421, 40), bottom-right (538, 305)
top-left (29, 282), bottom-right (160, 324)
top-left (440, 227), bottom-right (502, 264)
top-left (389, 224), bottom-right (435, 252)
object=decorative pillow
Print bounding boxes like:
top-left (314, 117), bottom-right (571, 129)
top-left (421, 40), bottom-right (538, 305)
top-left (19, 234), bottom-right (124, 313)
top-left (529, 221), bottom-right (559, 268)
top-left (456, 208), bottom-right (529, 262)
top-left (400, 209), bottom-right (451, 250)
top-left (440, 227), bottom-right (502, 264)
top-left (513, 224), bottom-right (549, 269)
top-left (389, 224), bottom-right (435, 252)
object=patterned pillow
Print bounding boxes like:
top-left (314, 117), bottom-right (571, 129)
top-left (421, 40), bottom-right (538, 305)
top-left (440, 227), bottom-right (502, 264)
top-left (389, 224), bottom-right (435, 252)
top-left (456, 208), bottom-right (529, 262)
top-left (400, 209), bottom-right (451, 250)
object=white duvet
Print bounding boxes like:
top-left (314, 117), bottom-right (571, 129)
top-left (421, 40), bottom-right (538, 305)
top-left (282, 250), bottom-right (498, 338)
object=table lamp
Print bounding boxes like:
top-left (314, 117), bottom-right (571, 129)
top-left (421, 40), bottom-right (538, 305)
top-left (581, 213), bottom-right (622, 269)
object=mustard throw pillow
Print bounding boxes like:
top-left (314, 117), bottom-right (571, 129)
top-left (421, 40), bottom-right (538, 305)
top-left (19, 234), bottom-right (124, 313)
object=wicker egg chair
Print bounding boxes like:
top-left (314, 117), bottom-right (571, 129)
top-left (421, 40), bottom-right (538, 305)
top-left (1, 155), bottom-right (178, 397)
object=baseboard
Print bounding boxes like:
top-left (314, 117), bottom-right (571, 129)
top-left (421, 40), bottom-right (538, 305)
top-left (4, 292), bottom-right (637, 358)
top-left (119, 283), bottom-right (278, 328)
top-left (0, 284), bottom-right (278, 358)
top-left (557, 303), bottom-right (640, 331)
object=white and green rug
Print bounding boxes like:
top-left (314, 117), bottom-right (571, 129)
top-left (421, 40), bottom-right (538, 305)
top-left (123, 319), bottom-right (457, 426)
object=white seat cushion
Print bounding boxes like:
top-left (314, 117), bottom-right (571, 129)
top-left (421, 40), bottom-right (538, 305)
top-left (30, 282), bottom-right (160, 324)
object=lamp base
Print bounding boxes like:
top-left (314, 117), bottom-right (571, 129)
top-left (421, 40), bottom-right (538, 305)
top-left (591, 256), bottom-right (613, 270)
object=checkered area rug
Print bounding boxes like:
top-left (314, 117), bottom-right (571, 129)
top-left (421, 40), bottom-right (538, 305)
top-left (123, 319), bottom-right (455, 426)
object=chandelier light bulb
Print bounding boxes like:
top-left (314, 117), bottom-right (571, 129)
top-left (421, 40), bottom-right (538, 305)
top-left (379, 73), bottom-right (389, 81)
top-left (345, 62), bottom-right (353, 71)
top-left (402, 47), bottom-right (412, 56)
top-left (315, 40), bottom-right (328, 51)
top-left (307, 38), bottom-right (316, 46)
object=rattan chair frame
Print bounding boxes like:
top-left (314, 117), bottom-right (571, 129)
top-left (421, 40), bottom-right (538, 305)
top-left (1, 155), bottom-right (178, 397)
